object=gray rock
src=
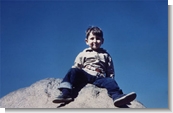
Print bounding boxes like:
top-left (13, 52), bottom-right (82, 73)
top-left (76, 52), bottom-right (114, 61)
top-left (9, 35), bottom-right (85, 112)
top-left (0, 78), bottom-right (145, 108)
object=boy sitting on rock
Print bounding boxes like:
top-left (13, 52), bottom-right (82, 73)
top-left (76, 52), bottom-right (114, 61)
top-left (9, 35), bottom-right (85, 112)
top-left (53, 26), bottom-right (136, 107)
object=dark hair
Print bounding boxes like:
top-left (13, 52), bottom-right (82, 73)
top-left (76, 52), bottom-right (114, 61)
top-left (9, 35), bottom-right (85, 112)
top-left (85, 26), bottom-right (104, 39)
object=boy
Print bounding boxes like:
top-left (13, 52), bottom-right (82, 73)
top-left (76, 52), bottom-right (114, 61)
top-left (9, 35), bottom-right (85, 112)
top-left (53, 26), bottom-right (136, 107)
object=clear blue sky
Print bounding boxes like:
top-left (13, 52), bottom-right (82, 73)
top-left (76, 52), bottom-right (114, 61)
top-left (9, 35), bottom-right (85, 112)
top-left (1, 0), bottom-right (168, 108)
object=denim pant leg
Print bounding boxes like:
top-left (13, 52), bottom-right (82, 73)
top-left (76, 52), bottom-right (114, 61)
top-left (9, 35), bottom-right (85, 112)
top-left (93, 77), bottom-right (123, 100)
top-left (58, 68), bottom-right (96, 90)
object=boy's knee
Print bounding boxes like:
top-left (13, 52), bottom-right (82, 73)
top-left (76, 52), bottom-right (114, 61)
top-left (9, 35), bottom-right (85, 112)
top-left (104, 77), bottom-right (115, 83)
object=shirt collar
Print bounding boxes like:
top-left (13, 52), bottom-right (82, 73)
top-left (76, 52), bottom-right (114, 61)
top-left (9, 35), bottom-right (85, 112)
top-left (85, 47), bottom-right (106, 53)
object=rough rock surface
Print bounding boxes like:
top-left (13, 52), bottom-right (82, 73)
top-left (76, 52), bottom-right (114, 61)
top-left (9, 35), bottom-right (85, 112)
top-left (0, 78), bottom-right (145, 108)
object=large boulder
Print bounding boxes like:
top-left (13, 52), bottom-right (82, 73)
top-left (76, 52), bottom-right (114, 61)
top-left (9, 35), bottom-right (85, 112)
top-left (0, 78), bottom-right (145, 108)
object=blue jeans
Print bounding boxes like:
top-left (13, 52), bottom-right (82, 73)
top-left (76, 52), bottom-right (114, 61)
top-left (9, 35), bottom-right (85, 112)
top-left (58, 68), bottom-right (123, 100)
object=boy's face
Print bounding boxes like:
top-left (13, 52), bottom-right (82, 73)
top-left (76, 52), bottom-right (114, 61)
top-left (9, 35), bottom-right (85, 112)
top-left (85, 32), bottom-right (103, 50)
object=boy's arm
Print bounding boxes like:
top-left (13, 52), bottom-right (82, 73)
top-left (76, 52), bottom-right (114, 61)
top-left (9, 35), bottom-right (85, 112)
top-left (106, 54), bottom-right (115, 79)
top-left (72, 52), bottom-right (83, 69)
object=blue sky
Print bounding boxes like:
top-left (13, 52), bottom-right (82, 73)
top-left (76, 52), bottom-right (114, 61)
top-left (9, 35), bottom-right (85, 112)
top-left (1, 0), bottom-right (168, 108)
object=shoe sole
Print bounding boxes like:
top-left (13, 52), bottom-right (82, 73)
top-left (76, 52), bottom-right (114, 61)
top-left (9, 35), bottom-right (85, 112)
top-left (114, 92), bottom-right (137, 107)
top-left (52, 98), bottom-right (73, 103)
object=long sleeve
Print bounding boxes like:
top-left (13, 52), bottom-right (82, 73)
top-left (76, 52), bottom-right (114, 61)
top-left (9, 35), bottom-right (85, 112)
top-left (106, 54), bottom-right (115, 79)
top-left (72, 52), bottom-right (84, 69)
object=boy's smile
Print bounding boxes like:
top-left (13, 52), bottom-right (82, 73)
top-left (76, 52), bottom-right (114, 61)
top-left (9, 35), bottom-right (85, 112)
top-left (85, 32), bottom-right (103, 50)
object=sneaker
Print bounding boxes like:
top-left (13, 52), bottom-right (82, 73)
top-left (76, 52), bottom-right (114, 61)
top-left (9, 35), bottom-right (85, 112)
top-left (113, 92), bottom-right (137, 107)
top-left (52, 94), bottom-right (73, 103)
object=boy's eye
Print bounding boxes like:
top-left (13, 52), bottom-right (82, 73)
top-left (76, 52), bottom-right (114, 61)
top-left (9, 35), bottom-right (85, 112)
top-left (96, 37), bottom-right (101, 40)
top-left (90, 37), bottom-right (94, 40)
top-left (90, 37), bottom-right (101, 40)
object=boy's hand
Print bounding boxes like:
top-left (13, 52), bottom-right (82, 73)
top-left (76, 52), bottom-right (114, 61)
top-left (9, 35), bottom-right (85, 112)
top-left (109, 74), bottom-right (114, 79)
top-left (77, 64), bottom-right (83, 69)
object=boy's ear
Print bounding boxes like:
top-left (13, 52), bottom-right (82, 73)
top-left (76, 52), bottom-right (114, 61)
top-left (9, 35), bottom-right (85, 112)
top-left (85, 38), bottom-right (89, 45)
top-left (101, 38), bottom-right (104, 44)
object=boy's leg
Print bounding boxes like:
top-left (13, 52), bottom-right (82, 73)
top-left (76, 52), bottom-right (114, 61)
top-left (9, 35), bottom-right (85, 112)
top-left (93, 77), bottom-right (123, 96)
top-left (59, 68), bottom-right (96, 89)
top-left (53, 68), bottom-right (96, 103)
top-left (93, 77), bottom-right (136, 107)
